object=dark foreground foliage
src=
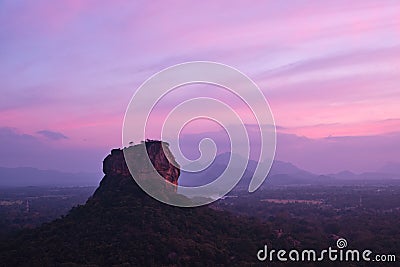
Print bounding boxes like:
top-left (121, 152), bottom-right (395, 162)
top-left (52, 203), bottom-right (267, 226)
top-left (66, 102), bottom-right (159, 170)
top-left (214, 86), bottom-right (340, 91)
top-left (0, 174), bottom-right (277, 267)
top-left (1, 174), bottom-right (398, 266)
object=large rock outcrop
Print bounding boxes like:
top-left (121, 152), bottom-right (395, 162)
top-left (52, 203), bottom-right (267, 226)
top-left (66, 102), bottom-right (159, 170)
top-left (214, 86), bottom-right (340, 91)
top-left (0, 141), bottom-right (274, 267)
top-left (103, 140), bottom-right (180, 186)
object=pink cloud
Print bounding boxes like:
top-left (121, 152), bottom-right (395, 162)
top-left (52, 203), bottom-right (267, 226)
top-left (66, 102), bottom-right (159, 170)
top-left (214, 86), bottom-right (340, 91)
top-left (279, 119), bottom-right (400, 139)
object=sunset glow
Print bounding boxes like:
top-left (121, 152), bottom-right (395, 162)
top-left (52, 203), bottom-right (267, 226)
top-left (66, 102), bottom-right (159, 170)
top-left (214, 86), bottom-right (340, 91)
top-left (1, 0), bottom-right (399, 173)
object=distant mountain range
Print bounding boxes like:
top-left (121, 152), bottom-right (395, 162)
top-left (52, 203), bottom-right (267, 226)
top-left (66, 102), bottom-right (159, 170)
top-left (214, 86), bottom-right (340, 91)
top-left (0, 167), bottom-right (100, 187)
top-left (179, 153), bottom-right (400, 188)
top-left (1, 154), bottom-right (399, 188)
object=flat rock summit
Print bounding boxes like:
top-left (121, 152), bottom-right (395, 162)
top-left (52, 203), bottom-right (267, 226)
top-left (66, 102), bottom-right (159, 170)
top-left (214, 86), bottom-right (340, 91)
top-left (103, 140), bottom-right (180, 185)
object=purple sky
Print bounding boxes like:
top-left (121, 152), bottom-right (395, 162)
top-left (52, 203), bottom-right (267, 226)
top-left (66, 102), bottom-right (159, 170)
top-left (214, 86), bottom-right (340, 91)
top-left (1, 0), bottom-right (399, 174)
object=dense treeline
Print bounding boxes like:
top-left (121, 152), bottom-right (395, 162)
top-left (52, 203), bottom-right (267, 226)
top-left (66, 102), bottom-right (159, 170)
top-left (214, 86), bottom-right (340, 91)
top-left (0, 175), bottom-right (277, 266)
top-left (218, 185), bottom-right (400, 262)
top-left (1, 179), bottom-right (398, 266)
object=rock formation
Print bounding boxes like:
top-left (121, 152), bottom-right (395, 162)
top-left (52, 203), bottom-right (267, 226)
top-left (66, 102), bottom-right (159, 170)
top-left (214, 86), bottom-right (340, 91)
top-left (0, 140), bottom-right (273, 266)
top-left (103, 140), bottom-right (180, 186)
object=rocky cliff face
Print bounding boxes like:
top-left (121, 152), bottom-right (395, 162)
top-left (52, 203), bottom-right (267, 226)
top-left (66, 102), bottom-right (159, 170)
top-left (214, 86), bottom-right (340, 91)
top-left (102, 140), bottom-right (180, 186)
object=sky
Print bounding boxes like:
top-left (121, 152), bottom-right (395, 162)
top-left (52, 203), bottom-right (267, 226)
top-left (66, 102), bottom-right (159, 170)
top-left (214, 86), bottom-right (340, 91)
top-left (0, 0), bottom-right (399, 174)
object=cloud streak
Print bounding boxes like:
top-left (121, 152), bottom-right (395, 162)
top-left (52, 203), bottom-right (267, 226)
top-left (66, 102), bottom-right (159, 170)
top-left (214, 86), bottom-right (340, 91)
top-left (37, 130), bottom-right (68, 140)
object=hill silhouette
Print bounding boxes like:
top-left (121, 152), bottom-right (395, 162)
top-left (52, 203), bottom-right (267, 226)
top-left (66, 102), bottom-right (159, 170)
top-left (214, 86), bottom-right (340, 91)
top-left (0, 142), bottom-right (276, 266)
